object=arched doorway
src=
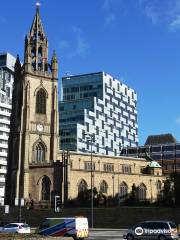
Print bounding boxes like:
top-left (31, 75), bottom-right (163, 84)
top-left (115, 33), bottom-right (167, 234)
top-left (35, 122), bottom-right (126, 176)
top-left (41, 176), bottom-right (51, 201)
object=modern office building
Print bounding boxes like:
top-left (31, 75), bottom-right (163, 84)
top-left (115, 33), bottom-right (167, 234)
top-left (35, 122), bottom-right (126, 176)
top-left (0, 52), bottom-right (15, 205)
top-left (120, 134), bottom-right (180, 174)
top-left (59, 72), bottom-right (138, 156)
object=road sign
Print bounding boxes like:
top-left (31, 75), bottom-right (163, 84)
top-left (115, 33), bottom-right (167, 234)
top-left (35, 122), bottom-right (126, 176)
top-left (21, 198), bottom-right (24, 206)
top-left (55, 195), bottom-right (61, 212)
top-left (5, 205), bottom-right (9, 214)
top-left (15, 198), bottom-right (19, 206)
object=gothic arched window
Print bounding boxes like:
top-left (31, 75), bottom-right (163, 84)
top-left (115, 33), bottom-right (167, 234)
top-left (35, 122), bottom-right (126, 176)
top-left (100, 180), bottom-right (108, 194)
top-left (138, 183), bottom-right (147, 201)
top-left (36, 88), bottom-right (46, 114)
top-left (78, 179), bottom-right (88, 193)
top-left (119, 182), bottom-right (128, 198)
top-left (41, 176), bottom-right (51, 200)
top-left (35, 142), bottom-right (45, 162)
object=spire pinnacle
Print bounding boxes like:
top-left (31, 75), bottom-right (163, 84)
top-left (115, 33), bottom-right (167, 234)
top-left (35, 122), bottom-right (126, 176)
top-left (15, 54), bottom-right (22, 73)
top-left (24, 3), bottom-right (48, 72)
top-left (30, 2), bottom-right (45, 37)
top-left (36, 2), bottom-right (41, 12)
top-left (51, 50), bottom-right (58, 79)
top-left (52, 50), bottom-right (57, 62)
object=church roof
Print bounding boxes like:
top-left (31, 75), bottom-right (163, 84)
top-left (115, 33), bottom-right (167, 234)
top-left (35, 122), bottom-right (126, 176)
top-left (145, 133), bottom-right (177, 145)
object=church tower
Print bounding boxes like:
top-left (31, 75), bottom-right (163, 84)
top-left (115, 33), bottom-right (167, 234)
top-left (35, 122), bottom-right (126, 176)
top-left (6, 4), bottom-right (60, 205)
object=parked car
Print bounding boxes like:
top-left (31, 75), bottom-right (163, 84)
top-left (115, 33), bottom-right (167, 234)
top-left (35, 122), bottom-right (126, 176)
top-left (38, 217), bottom-right (89, 239)
top-left (0, 223), bottom-right (31, 234)
top-left (123, 220), bottom-right (179, 240)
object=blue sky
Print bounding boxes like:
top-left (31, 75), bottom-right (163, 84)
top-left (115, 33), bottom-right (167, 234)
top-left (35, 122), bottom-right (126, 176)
top-left (1, 0), bottom-right (180, 145)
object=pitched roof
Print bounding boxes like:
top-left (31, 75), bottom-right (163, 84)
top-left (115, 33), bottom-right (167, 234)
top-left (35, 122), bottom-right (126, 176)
top-left (145, 134), bottom-right (177, 145)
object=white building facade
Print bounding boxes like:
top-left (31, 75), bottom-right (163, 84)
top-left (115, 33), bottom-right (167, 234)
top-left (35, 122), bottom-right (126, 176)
top-left (0, 95), bottom-right (11, 205)
top-left (0, 53), bottom-right (15, 205)
top-left (60, 72), bottom-right (138, 156)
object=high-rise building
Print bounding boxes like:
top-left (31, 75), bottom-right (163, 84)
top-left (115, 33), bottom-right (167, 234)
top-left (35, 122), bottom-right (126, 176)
top-left (0, 52), bottom-right (15, 205)
top-left (59, 72), bottom-right (138, 156)
top-left (0, 53), bottom-right (15, 98)
top-left (121, 133), bottom-right (180, 174)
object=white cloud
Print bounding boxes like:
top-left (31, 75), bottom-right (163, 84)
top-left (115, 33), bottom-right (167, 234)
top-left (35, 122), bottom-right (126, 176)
top-left (105, 13), bottom-right (116, 25)
top-left (56, 27), bottom-right (90, 58)
top-left (59, 27), bottom-right (89, 58)
top-left (102, 0), bottom-right (111, 11)
top-left (176, 116), bottom-right (180, 125)
top-left (102, 0), bottom-right (121, 26)
top-left (75, 37), bottom-right (89, 57)
top-left (142, 4), bottom-right (159, 24)
top-left (169, 14), bottom-right (180, 30)
top-left (58, 40), bottom-right (69, 50)
top-left (139, 0), bottom-right (180, 31)
top-left (72, 27), bottom-right (90, 57)
top-left (102, 0), bottom-right (120, 10)
top-left (101, 0), bottom-right (180, 30)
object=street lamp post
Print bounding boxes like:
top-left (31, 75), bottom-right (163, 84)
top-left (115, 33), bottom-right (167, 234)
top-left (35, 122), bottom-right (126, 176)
top-left (112, 174), bottom-right (114, 198)
top-left (90, 137), bottom-right (93, 229)
top-left (84, 133), bottom-right (94, 228)
top-left (174, 143), bottom-right (177, 174)
top-left (150, 179), bottom-right (152, 203)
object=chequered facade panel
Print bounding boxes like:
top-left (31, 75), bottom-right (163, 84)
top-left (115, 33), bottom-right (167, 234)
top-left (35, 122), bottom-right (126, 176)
top-left (60, 72), bottom-right (138, 156)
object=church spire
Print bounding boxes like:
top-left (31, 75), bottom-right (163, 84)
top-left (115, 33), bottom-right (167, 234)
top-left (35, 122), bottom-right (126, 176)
top-left (30, 2), bottom-right (46, 40)
top-left (24, 3), bottom-right (48, 72)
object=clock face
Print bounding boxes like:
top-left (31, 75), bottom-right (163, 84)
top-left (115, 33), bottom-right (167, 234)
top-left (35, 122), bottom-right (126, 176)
top-left (37, 123), bottom-right (44, 132)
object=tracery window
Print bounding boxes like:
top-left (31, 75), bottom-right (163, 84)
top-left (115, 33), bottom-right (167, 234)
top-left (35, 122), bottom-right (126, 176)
top-left (138, 183), bottom-right (147, 201)
top-left (35, 142), bottom-right (45, 162)
top-left (119, 182), bottom-right (128, 197)
top-left (100, 180), bottom-right (108, 194)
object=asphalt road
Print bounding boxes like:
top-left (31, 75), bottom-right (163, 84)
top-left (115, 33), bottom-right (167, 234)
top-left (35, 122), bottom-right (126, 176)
top-left (88, 229), bottom-right (127, 240)
top-left (0, 228), bottom-right (127, 240)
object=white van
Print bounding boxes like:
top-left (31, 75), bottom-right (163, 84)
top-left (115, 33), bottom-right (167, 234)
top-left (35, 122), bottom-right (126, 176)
top-left (38, 217), bottom-right (89, 240)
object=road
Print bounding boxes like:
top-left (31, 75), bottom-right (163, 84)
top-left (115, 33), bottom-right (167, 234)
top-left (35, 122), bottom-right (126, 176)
top-left (0, 228), bottom-right (127, 239)
top-left (88, 229), bottom-right (127, 240)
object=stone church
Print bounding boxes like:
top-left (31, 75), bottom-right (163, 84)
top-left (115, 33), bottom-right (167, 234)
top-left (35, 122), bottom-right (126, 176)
top-left (5, 5), bottom-right (165, 206)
